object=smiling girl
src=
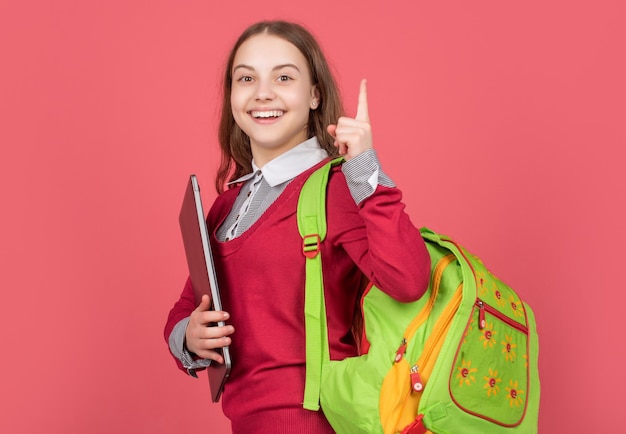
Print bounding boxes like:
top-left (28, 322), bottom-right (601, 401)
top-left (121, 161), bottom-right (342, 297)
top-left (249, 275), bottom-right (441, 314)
top-left (165, 20), bottom-right (431, 433)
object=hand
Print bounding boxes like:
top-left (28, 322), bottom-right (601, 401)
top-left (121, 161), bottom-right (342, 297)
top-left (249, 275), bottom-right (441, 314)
top-left (185, 294), bottom-right (234, 364)
top-left (327, 79), bottom-right (373, 160)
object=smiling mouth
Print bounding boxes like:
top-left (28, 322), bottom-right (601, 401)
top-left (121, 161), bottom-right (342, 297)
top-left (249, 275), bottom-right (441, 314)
top-left (250, 110), bottom-right (284, 119)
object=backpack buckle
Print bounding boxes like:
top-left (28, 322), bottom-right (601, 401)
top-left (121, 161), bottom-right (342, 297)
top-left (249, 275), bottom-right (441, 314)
top-left (400, 414), bottom-right (427, 434)
top-left (302, 234), bottom-right (321, 258)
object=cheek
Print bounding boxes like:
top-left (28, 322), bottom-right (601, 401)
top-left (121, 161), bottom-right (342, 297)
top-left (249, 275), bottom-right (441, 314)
top-left (230, 89), bottom-right (243, 112)
top-left (285, 88), bottom-right (313, 110)
top-left (230, 91), bottom-right (248, 123)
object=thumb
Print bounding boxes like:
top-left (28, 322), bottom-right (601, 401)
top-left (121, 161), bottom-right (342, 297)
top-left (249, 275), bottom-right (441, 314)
top-left (195, 293), bottom-right (212, 311)
top-left (326, 124), bottom-right (337, 138)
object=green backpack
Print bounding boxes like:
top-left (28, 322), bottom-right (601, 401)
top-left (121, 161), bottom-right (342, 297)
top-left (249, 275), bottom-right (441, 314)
top-left (298, 159), bottom-right (540, 434)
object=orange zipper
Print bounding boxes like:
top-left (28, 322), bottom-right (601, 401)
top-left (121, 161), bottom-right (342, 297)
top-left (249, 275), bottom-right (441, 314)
top-left (394, 253), bottom-right (456, 363)
top-left (410, 283), bottom-right (463, 392)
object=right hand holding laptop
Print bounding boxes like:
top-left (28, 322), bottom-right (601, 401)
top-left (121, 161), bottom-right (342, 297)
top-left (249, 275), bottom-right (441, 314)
top-left (185, 294), bottom-right (234, 364)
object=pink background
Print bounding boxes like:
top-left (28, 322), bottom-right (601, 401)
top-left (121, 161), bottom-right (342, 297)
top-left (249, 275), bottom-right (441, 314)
top-left (1, 1), bottom-right (624, 433)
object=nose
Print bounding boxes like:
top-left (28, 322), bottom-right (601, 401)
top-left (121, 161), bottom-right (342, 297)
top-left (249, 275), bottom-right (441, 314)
top-left (255, 78), bottom-right (275, 101)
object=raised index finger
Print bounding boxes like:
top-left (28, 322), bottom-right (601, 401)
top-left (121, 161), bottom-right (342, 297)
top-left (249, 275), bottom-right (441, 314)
top-left (355, 79), bottom-right (369, 123)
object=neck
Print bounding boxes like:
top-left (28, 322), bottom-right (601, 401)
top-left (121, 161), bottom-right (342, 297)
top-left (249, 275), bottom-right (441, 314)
top-left (251, 139), bottom-right (305, 168)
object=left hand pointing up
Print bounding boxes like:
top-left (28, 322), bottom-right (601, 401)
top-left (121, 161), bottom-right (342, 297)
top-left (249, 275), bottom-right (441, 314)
top-left (327, 79), bottom-right (373, 161)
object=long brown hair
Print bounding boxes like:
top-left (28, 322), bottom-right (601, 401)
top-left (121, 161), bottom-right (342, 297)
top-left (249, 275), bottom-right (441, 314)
top-left (215, 21), bottom-right (344, 193)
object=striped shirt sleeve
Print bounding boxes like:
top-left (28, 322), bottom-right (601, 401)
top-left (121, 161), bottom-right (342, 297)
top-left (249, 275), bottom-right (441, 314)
top-left (169, 318), bottom-right (212, 376)
top-left (341, 149), bottom-right (396, 205)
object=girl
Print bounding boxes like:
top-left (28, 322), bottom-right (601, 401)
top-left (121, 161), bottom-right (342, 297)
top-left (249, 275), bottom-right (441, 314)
top-left (165, 20), bottom-right (431, 434)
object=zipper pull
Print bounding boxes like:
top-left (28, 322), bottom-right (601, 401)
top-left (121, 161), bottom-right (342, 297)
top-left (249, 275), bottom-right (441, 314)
top-left (410, 365), bottom-right (424, 392)
top-left (477, 300), bottom-right (486, 329)
top-left (395, 338), bottom-right (407, 363)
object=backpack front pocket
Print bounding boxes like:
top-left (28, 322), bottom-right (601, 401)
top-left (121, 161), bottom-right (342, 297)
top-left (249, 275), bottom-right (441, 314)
top-left (449, 253), bottom-right (531, 427)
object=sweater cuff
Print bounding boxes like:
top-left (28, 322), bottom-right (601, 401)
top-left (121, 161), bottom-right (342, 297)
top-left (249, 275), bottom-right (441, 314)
top-left (342, 149), bottom-right (395, 205)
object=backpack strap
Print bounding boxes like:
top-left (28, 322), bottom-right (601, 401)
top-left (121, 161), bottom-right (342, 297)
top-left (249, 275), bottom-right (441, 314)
top-left (298, 157), bottom-right (343, 411)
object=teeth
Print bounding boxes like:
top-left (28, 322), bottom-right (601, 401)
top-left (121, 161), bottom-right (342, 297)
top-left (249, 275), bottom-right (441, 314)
top-left (251, 110), bottom-right (284, 118)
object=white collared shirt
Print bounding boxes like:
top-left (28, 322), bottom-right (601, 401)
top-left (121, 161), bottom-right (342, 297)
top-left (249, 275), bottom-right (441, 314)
top-left (228, 136), bottom-right (329, 187)
top-left (216, 136), bottom-right (395, 242)
top-left (219, 137), bottom-right (328, 241)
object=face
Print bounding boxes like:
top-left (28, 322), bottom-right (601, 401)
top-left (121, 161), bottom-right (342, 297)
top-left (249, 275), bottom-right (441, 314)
top-left (230, 33), bottom-right (319, 166)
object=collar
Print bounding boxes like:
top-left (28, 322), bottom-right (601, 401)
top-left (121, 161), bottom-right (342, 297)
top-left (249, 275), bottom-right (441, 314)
top-left (228, 137), bottom-right (328, 187)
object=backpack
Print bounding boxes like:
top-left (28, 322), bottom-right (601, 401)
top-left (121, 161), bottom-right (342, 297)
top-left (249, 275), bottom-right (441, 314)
top-left (298, 158), bottom-right (540, 434)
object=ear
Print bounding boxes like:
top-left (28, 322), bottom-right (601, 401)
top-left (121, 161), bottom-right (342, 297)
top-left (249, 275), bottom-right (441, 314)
top-left (310, 85), bottom-right (321, 110)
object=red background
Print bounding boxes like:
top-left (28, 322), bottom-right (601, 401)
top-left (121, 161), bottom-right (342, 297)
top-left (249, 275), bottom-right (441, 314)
top-left (1, 1), bottom-right (624, 433)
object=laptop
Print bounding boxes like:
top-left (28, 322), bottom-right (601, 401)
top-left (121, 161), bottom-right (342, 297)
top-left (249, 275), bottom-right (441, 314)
top-left (179, 174), bottom-right (232, 402)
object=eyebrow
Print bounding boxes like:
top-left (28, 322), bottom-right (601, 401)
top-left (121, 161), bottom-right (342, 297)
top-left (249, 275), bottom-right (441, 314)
top-left (232, 63), bottom-right (301, 73)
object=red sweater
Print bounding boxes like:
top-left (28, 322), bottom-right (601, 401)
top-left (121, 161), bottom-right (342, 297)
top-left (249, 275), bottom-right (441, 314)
top-left (165, 160), bottom-right (431, 433)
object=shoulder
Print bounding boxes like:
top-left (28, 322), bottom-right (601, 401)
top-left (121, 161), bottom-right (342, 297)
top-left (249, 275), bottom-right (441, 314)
top-left (327, 165), bottom-right (350, 195)
top-left (215, 186), bottom-right (240, 207)
top-left (326, 165), bottom-right (361, 217)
